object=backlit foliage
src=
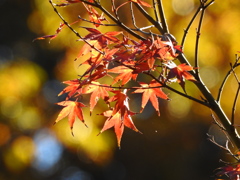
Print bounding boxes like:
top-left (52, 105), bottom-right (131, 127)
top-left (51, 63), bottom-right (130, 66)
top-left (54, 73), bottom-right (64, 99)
top-left (33, 0), bottom-right (240, 179)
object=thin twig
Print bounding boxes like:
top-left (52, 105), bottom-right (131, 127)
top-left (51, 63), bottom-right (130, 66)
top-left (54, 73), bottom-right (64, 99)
top-left (156, 0), bottom-right (169, 33)
top-left (78, 15), bottom-right (156, 36)
top-left (49, 0), bottom-right (104, 55)
top-left (181, 6), bottom-right (202, 48)
top-left (134, 3), bottom-right (164, 34)
top-left (230, 63), bottom-right (240, 126)
top-left (217, 55), bottom-right (240, 102)
top-left (111, 0), bottom-right (119, 20)
top-left (194, 2), bottom-right (205, 78)
top-left (108, 59), bottom-right (209, 107)
top-left (153, 0), bottom-right (160, 24)
top-left (204, 0), bottom-right (215, 8)
top-left (130, 2), bottom-right (139, 29)
top-left (78, 15), bottom-right (118, 26)
top-left (80, 0), bottom-right (146, 40)
top-left (144, 71), bottom-right (210, 107)
top-left (208, 134), bottom-right (239, 161)
top-left (96, 2), bottom-right (146, 40)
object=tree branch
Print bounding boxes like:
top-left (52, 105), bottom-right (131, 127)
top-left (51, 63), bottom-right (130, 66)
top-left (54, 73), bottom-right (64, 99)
top-left (156, 0), bottom-right (169, 33)
top-left (217, 55), bottom-right (240, 102)
top-left (181, 6), bottom-right (202, 48)
top-left (230, 63), bottom-right (240, 126)
top-left (49, 0), bottom-right (104, 55)
top-left (134, 3), bottom-right (164, 34)
top-left (194, 2), bottom-right (206, 78)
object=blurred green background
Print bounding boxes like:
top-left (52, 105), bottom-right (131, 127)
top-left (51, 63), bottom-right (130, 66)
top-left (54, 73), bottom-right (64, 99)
top-left (0, 0), bottom-right (240, 180)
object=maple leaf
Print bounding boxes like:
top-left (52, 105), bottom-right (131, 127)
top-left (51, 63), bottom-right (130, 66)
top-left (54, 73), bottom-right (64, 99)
top-left (133, 80), bottom-right (169, 116)
top-left (83, 64), bottom-right (108, 82)
top-left (100, 109), bottom-right (140, 147)
top-left (53, 0), bottom-right (82, 7)
top-left (152, 37), bottom-right (177, 61)
top-left (55, 101), bottom-right (87, 135)
top-left (108, 66), bottom-right (138, 85)
top-left (83, 28), bottom-right (122, 47)
top-left (58, 79), bottom-right (82, 99)
top-left (166, 62), bottom-right (196, 91)
top-left (215, 164), bottom-right (240, 180)
top-left (83, 81), bottom-right (112, 114)
top-left (99, 90), bottom-right (141, 147)
top-left (33, 23), bottom-right (65, 42)
top-left (33, 20), bottom-right (79, 42)
top-left (108, 90), bottom-right (129, 116)
top-left (82, 2), bottom-right (107, 27)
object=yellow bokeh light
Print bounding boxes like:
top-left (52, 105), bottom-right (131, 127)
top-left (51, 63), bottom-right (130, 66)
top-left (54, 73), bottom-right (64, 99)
top-left (16, 107), bottom-right (42, 131)
top-left (172, 0), bottom-right (195, 16)
top-left (0, 59), bottom-right (46, 99)
top-left (1, 96), bottom-right (22, 119)
top-left (3, 136), bottom-right (35, 173)
top-left (52, 111), bottom-right (115, 165)
top-left (167, 94), bottom-right (192, 121)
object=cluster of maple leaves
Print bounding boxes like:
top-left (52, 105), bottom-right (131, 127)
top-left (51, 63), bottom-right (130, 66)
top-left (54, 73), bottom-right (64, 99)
top-left (36, 0), bottom-right (197, 147)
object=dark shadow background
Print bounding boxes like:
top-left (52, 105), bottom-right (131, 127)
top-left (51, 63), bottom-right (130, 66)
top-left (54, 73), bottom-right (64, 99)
top-left (1, 0), bottom-right (240, 180)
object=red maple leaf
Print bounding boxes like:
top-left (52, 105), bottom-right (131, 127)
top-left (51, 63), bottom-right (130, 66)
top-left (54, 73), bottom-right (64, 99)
top-left (83, 28), bottom-right (122, 47)
top-left (216, 164), bottom-right (240, 180)
top-left (167, 62), bottom-right (196, 90)
top-left (84, 4), bottom-right (106, 27)
top-left (33, 20), bottom-right (79, 42)
top-left (33, 23), bottom-right (65, 42)
top-left (55, 101), bottom-right (87, 135)
top-left (133, 80), bottom-right (169, 116)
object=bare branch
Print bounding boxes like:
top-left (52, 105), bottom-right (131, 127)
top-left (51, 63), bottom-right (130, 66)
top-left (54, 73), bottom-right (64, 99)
top-left (156, 0), bottom-right (169, 33)
top-left (194, 2), bottom-right (206, 78)
top-left (230, 63), bottom-right (240, 126)
top-left (217, 54), bottom-right (240, 102)
top-left (153, 0), bottom-right (160, 24)
top-left (96, 2), bottom-right (146, 40)
top-left (134, 3), bottom-right (164, 34)
top-left (181, 6), bottom-right (201, 48)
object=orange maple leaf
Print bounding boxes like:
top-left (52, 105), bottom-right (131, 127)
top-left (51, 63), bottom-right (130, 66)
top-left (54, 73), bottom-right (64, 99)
top-left (55, 101), bottom-right (87, 135)
top-left (133, 80), bottom-right (169, 116)
top-left (108, 66), bottom-right (138, 85)
top-left (100, 109), bottom-right (140, 147)
top-left (58, 79), bottom-right (82, 99)
top-left (83, 81), bottom-right (112, 114)
top-left (99, 90), bottom-right (141, 147)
